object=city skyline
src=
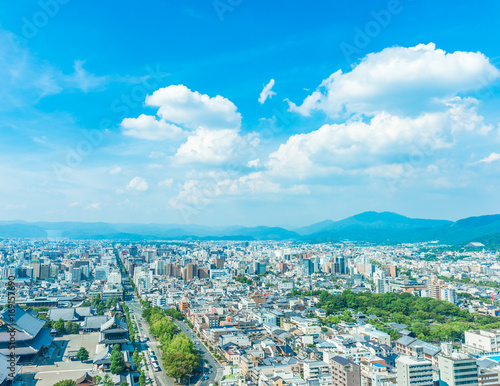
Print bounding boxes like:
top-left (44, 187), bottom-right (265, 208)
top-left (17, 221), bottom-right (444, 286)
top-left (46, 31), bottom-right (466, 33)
top-left (1, 1), bottom-right (500, 226)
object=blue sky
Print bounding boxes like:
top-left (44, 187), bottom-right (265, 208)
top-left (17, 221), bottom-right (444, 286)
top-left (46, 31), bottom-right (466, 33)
top-left (1, 0), bottom-right (500, 226)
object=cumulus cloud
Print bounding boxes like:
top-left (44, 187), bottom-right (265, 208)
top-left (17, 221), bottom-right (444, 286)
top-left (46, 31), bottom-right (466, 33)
top-left (247, 159), bottom-right (261, 168)
top-left (269, 98), bottom-right (489, 179)
top-left (121, 114), bottom-right (184, 141)
top-left (126, 176), bottom-right (149, 191)
top-left (109, 167), bottom-right (122, 175)
top-left (477, 153), bottom-right (500, 164)
top-left (158, 178), bottom-right (174, 188)
top-left (145, 85), bottom-right (241, 130)
top-left (258, 79), bottom-right (276, 104)
top-left (288, 43), bottom-right (500, 117)
top-left (169, 172), bottom-right (307, 211)
top-left (175, 127), bottom-right (259, 164)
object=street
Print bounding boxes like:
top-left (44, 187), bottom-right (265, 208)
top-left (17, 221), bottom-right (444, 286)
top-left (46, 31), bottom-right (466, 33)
top-left (125, 293), bottom-right (222, 386)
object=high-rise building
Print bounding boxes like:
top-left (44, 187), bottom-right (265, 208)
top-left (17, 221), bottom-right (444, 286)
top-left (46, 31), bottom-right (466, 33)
top-left (95, 267), bottom-right (108, 281)
top-left (155, 259), bottom-right (166, 275)
top-left (334, 256), bottom-right (346, 275)
top-left (396, 349), bottom-right (433, 386)
top-left (49, 263), bottom-right (59, 278)
top-left (40, 263), bottom-right (50, 280)
top-left (72, 267), bottom-right (82, 282)
top-left (300, 259), bottom-right (313, 275)
top-left (179, 297), bottom-right (189, 313)
top-left (215, 258), bottom-right (225, 269)
top-left (29, 260), bottom-right (41, 279)
top-left (376, 277), bottom-right (391, 294)
top-left (440, 287), bottom-right (457, 304)
top-left (428, 276), bottom-right (444, 300)
top-left (198, 267), bottom-right (209, 279)
top-left (186, 263), bottom-right (196, 280)
top-left (438, 349), bottom-right (478, 386)
top-left (330, 356), bottom-right (361, 386)
top-left (165, 262), bottom-right (173, 277)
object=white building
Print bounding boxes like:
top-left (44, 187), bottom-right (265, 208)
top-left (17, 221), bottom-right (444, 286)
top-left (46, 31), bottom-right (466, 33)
top-left (440, 287), bottom-right (457, 304)
top-left (464, 329), bottom-right (500, 353)
top-left (396, 351), bottom-right (433, 386)
top-left (303, 361), bottom-right (332, 386)
top-left (438, 350), bottom-right (478, 386)
top-left (107, 270), bottom-right (122, 285)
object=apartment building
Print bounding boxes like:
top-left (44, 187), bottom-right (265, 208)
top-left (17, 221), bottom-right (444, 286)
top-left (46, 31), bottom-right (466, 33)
top-left (330, 356), bottom-right (361, 386)
top-left (396, 351), bottom-right (433, 386)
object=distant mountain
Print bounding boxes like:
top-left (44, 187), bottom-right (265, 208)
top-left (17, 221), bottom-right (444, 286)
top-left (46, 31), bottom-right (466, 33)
top-left (224, 226), bottom-right (300, 240)
top-left (411, 214), bottom-right (500, 244)
top-left (462, 232), bottom-right (500, 249)
top-left (0, 224), bottom-right (47, 238)
top-left (1, 212), bottom-right (500, 245)
top-left (302, 212), bottom-right (452, 243)
top-left (294, 220), bottom-right (336, 235)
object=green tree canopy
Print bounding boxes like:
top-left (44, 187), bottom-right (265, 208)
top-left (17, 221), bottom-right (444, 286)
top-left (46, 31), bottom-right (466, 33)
top-left (53, 381), bottom-right (76, 386)
top-left (75, 347), bottom-right (89, 362)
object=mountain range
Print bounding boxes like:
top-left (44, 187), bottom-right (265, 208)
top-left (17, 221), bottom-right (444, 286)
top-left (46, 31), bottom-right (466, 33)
top-left (1, 211), bottom-right (500, 246)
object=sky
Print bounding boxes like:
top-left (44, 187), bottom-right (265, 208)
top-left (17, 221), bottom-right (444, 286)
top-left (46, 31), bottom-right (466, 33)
top-left (0, 0), bottom-right (500, 227)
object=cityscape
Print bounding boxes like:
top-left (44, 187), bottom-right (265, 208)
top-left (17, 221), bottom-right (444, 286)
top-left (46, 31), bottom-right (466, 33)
top-left (1, 1), bottom-right (500, 386)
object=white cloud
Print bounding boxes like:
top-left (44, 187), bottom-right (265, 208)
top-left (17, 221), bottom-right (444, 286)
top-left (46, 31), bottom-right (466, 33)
top-left (145, 85), bottom-right (241, 130)
top-left (247, 158), bottom-right (261, 168)
top-left (169, 172), bottom-right (308, 210)
top-left (86, 202), bottom-right (101, 210)
top-left (64, 60), bottom-right (109, 93)
top-left (269, 99), bottom-right (489, 179)
top-left (288, 43), bottom-right (500, 117)
top-left (258, 79), bottom-right (276, 104)
top-left (175, 127), bottom-right (259, 164)
top-left (149, 151), bottom-right (166, 159)
top-left (477, 153), bottom-right (500, 164)
top-left (121, 114), bottom-right (184, 141)
top-left (109, 167), bottom-right (122, 175)
top-left (5, 204), bottom-right (26, 209)
top-left (126, 176), bottom-right (149, 192)
top-left (146, 164), bottom-right (163, 169)
top-left (158, 178), bottom-right (174, 188)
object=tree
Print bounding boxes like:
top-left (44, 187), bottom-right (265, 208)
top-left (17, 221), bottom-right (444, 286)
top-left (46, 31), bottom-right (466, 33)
top-left (103, 374), bottom-right (114, 386)
top-left (65, 321), bottom-right (80, 334)
top-left (133, 349), bottom-right (140, 368)
top-left (95, 375), bottom-right (102, 385)
top-left (120, 382), bottom-right (128, 386)
top-left (110, 344), bottom-right (126, 374)
top-left (139, 371), bottom-right (146, 386)
top-left (164, 352), bottom-right (192, 380)
top-left (53, 381), bottom-right (76, 386)
top-left (75, 347), bottom-right (89, 362)
top-left (54, 318), bottom-right (65, 335)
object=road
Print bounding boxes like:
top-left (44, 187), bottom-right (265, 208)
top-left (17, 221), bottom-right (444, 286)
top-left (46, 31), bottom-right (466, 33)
top-left (174, 319), bottom-right (223, 386)
top-left (125, 293), bottom-right (221, 386)
top-left (126, 297), bottom-right (169, 386)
